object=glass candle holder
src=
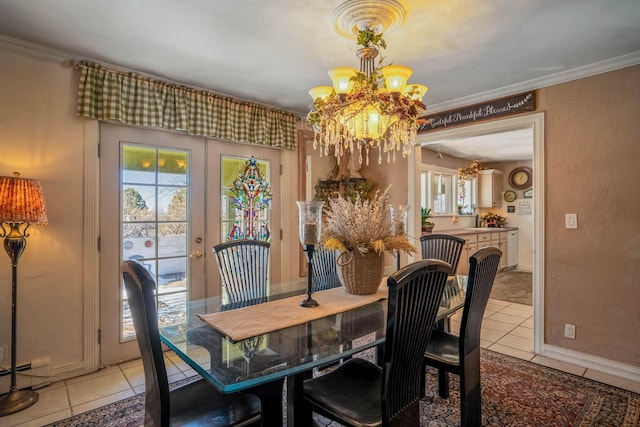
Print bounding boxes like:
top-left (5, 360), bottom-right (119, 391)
top-left (296, 201), bottom-right (324, 308)
top-left (296, 201), bottom-right (324, 245)
top-left (389, 204), bottom-right (410, 236)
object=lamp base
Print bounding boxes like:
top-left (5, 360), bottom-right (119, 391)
top-left (300, 297), bottom-right (319, 308)
top-left (0, 387), bottom-right (39, 416)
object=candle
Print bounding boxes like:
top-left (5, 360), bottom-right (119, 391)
top-left (302, 222), bottom-right (319, 245)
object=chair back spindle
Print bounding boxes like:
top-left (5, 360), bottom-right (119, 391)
top-left (419, 234), bottom-right (465, 275)
top-left (312, 246), bottom-right (341, 291)
top-left (213, 240), bottom-right (270, 303)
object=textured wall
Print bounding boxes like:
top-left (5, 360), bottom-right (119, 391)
top-left (539, 65), bottom-right (640, 366)
top-left (0, 48), bottom-right (92, 372)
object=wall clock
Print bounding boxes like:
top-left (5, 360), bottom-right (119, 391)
top-left (504, 190), bottom-right (517, 203)
top-left (509, 166), bottom-right (533, 190)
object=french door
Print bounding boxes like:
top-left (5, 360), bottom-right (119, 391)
top-left (99, 123), bottom-right (281, 365)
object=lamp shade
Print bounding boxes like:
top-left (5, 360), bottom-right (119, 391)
top-left (403, 84), bottom-right (428, 100)
top-left (0, 173), bottom-right (48, 225)
top-left (381, 65), bottom-right (413, 93)
top-left (328, 67), bottom-right (357, 94)
top-left (308, 86), bottom-right (334, 101)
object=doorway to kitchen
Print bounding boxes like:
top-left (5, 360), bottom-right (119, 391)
top-left (410, 112), bottom-right (544, 354)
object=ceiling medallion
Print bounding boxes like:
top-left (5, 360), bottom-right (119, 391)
top-left (308, 0), bottom-right (427, 166)
top-left (330, 0), bottom-right (406, 39)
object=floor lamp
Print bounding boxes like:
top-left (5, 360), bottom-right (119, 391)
top-left (0, 172), bottom-right (48, 416)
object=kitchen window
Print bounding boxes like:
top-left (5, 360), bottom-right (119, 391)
top-left (421, 165), bottom-right (476, 215)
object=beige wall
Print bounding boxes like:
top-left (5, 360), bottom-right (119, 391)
top-left (1, 41), bottom-right (637, 385)
top-left (538, 65), bottom-right (639, 365)
top-left (0, 47), bottom-right (97, 376)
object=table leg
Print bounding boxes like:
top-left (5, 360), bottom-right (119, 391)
top-left (247, 378), bottom-right (285, 426)
top-left (287, 371), bottom-right (312, 427)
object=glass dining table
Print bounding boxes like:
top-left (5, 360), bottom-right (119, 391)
top-left (159, 274), bottom-right (468, 426)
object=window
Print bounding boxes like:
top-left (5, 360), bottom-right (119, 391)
top-left (421, 165), bottom-right (476, 216)
top-left (458, 176), bottom-right (476, 215)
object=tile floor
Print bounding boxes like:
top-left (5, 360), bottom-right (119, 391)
top-left (3, 298), bottom-right (640, 427)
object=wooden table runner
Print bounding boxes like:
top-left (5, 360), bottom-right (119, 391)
top-left (197, 281), bottom-right (388, 342)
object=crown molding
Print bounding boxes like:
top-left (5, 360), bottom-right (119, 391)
top-left (0, 34), bottom-right (78, 63)
top-left (427, 51), bottom-right (640, 114)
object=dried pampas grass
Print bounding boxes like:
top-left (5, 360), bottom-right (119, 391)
top-left (322, 186), bottom-right (416, 255)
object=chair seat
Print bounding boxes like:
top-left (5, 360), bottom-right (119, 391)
top-left (425, 329), bottom-right (461, 368)
top-left (303, 358), bottom-right (383, 427)
top-left (170, 378), bottom-right (261, 426)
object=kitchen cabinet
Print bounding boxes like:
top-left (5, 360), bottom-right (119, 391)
top-left (498, 232), bottom-right (508, 270)
top-left (430, 228), bottom-right (516, 274)
top-left (456, 234), bottom-right (478, 275)
top-left (478, 169), bottom-right (503, 208)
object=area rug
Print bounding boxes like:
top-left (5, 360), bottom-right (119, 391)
top-left (47, 349), bottom-right (639, 427)
top-left (490, 269), bottom-right (533, 306)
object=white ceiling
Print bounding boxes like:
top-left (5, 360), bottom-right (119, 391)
top-left (0, 0), bottom-right (638, 162)
top-left (421, 128), bottom-right (534, 162)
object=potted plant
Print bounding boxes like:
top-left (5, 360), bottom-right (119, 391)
top-left (322, 186), bottom-right (416, 294)
top-left (421, 207), bottom-right (435, 233)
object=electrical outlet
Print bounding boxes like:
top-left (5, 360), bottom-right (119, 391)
top-left (564, 323), bottom-right (576, 339)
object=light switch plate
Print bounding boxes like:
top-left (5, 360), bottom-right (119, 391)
top-left (565, 213), bottom-right (578, 229)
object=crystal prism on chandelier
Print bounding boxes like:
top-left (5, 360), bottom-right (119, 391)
top-left (307, 3), bottom-right (427, 166)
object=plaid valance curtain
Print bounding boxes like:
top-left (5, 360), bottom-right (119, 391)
top-left (75, 61), bottom-right (297, 149)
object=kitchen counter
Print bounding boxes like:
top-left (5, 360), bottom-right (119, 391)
top-left (426, 226), bottom-right (518, 236)
top-left (420, 227), bottom-right (519, 273)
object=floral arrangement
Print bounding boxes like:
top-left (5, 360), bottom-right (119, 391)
top-left (457, 161), bottom-right (485, 180)
top-left (481, 212), bottom-right (507, 228)
top-left (322, 186), bottom-right (416, 255)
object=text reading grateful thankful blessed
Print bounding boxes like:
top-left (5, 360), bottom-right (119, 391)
top-left (419, 91), bottom-right (535, 131)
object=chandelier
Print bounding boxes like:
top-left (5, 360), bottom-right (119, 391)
top-left (307, 0), bottom-right (427, 165)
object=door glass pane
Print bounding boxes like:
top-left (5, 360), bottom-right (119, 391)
top-left (221, 156), bottom-right (272, 241)
top-left (121, 144), bottom-right (190, 341)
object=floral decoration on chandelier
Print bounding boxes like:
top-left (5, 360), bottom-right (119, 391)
top-left (457, 161), bottom-right (486, 207)
top-left (307, 29), bottom-right (427, 166)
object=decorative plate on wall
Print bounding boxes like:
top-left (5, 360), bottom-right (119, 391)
top-left (504, 190), bottom-right (517, 203)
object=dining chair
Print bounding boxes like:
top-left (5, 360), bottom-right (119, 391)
top-left (422, 246), bottom-right (502, 427)
top-left (419, 233), bottom-right (466, 275)
top-left (212, 239), bottom-right (270, 303)
top-left (311, 245), bottom-right (341, 291)
top-left (301, 259), bottom-right (452, 427)
top-left (121, 260), bottom-right (262, 427)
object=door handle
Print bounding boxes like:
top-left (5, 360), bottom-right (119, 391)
top-left (189, 250), bottom-right (203, 258)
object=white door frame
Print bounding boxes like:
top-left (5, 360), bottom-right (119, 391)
top-left (408, 112), bottom-right (545, 354)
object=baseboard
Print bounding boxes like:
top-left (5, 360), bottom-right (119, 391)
top-left (48, 361), bottom-right (92, 382)
top-left (0, 357), bottom-right (50, 393)
top-left (542, 344), bottom-right (640, 383)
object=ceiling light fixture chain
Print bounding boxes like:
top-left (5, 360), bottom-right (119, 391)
top-left (307, 0), bottom-right (427, 166)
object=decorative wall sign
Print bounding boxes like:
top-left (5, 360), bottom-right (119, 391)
top-left (507, 206), bottom-right (515, 213)
top-left (523, 188), bottom-right (533, 199)
top-left (517, 199), bottom-right (533, 215)
top-left (419, 91), bottom-right (536, 131)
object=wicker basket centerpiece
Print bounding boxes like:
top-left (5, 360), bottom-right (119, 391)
top-left (321, 186), bottom-right (417, 295)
